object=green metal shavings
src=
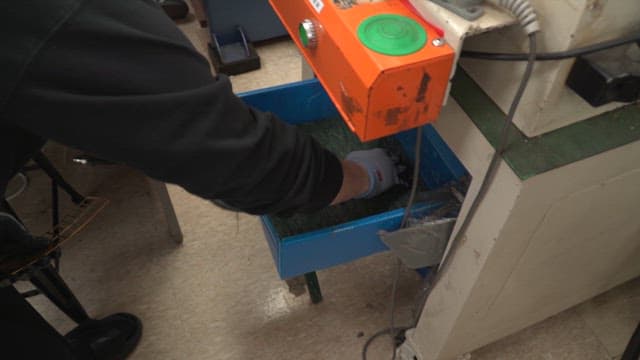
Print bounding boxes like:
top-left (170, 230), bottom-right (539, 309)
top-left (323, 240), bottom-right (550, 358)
top-left (268, 118), bottom-right (423, 239)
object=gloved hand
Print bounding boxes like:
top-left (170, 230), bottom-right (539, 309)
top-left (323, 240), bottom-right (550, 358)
top-left (345, 148), bottom-right (399, 199)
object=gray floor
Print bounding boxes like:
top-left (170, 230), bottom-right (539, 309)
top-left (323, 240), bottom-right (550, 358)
top-left (8, 12), bottom-right (640, 360)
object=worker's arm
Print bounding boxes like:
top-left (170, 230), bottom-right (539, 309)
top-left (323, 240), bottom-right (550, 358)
top-left (2, 0), bottom-right (389, 214)
top-left (332, 161), bottom-right (369, 205)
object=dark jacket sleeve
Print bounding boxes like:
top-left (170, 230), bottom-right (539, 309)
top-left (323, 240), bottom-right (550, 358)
top-left (2, 0), bottom-right (343, 215)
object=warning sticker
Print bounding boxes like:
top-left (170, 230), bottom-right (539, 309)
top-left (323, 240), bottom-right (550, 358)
top-left (309, 0), bottom-right (324, 13)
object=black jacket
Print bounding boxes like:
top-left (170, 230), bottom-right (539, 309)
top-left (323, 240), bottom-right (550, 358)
top-left (0, 0), bottom-right (343, 215)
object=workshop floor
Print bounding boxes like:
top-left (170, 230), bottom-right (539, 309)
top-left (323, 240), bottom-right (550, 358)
top-left (12, 11), bottom-right (639, 360)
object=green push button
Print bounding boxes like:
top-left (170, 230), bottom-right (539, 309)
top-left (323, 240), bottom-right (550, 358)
top-left (299, 23), bottom-right (310, 47)
top-left (358, 14), bottom-right (427, 56)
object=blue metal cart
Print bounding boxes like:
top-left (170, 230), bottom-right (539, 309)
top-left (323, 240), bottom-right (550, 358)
top-left (239, 79), bottom-right (467, 302)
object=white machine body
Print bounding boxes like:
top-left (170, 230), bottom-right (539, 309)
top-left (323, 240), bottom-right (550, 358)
top-left (410, 0), bottom-right (640, 136)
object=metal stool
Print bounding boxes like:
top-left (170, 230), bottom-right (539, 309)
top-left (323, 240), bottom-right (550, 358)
top-left (1, 152), bottom-right (107, 324)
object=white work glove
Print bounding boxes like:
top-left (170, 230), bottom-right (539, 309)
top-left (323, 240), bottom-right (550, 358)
top-left (346, 148), bottom-right (400, 199)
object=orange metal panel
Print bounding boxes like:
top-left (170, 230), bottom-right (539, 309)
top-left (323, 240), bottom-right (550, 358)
top-left (270, 0), bottom-right (454, 141)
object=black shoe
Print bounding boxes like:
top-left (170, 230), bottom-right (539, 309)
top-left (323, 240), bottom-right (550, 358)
top-left (66, 313), bottom-right (142, 360)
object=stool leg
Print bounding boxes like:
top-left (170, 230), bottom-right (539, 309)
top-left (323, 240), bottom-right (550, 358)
top-left (32, 152), bottom-right (85, 204)
top-left (51, 179), bottom-right (60, 233)
top-left (30, 263), bottom-right (90, 324)
top-left (148, 179), bottom-right (183, 244)
top-left (304, 272), bottom-right (323, 304)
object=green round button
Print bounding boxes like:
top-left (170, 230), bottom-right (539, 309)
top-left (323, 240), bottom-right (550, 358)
top-left (299, 23), bottom-right (310, 47)
top-left (358, 14), bottom-right (427, 56)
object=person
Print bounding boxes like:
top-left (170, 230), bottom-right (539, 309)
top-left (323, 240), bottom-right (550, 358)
top-left (0, 0), bottom-right (399, 358)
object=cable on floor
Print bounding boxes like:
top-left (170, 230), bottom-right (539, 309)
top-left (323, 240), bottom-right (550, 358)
top-left (4, 172), bottom-right (29, 202)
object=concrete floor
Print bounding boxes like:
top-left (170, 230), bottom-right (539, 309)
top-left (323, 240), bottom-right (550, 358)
top-left (9, 10), bottom-right (640, 360)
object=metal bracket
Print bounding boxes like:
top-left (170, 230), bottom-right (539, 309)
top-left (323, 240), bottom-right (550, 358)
top-left (380, 217), bottom-right (456, 269)
top-left (408, 0), bottom-right (515, 103)
top-left (430, 0), bottom-right (485, 21)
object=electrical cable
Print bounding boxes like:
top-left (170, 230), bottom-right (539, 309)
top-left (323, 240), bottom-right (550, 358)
top-left (362, 31), bottom-right (538, 360)
top-left (388, 259), bottom-right (403, 360)
top-left (391, 127), bottom-right (423, 360)
top-left (362, 326), bottom-right (412, 360)
top-left (399, 128), bottom-right (423, 230)
top-left (4, 172), bottom-right (29, 201)
top-left (461, 31), bottom-right (639, 61)
top-left (412, 33), bottom-right (539, 357)
top-left (412, 33), bottom-right (538, 332)
top-left (362, 127), bottom-right (423, 360)
top-left (452, 34), bottom-right (538, 254)
top-left (364, 1), bottom-right (540, 356)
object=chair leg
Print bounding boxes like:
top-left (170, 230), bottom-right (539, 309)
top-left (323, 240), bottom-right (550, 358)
top-left (51, 179), bottom-right (60, 232)
top-left (6, 157), bottom-right (90, 324)
top-left (30, 262), bottom-right (91, 324)
top-left (148, 179), bottom-right (183, 244)
top-left (32, 152), bottom-right (85, 205)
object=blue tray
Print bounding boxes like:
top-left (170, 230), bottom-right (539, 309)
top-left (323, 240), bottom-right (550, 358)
top-left (239, 79), bottom-right (466, 279)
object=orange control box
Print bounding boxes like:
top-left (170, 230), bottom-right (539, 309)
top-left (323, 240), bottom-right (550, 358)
top-left (270, 0), bottom-right (454, 141)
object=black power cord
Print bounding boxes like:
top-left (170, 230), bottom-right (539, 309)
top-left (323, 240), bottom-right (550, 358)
top-left (460, 31), bottom-right (639, 61)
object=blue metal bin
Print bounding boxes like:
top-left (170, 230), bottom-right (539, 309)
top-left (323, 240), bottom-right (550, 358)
top-left (239, 79), bottom-right (466, 279)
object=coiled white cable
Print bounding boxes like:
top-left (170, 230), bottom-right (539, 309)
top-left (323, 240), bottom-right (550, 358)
top-left (494, 0), bottom-right (540, 35)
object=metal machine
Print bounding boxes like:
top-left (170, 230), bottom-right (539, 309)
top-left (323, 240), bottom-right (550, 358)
top-left (256, 0), bottom-right (640, 358)
top-left (272, 0), bottom-right (455, 140)
top-left (270, 0), bottom-right (639, 137)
